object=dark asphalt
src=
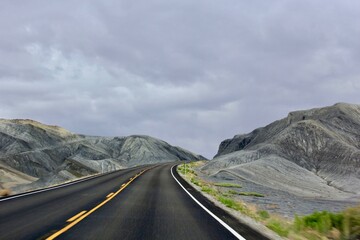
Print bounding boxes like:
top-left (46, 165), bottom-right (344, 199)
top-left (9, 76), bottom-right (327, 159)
top-left (0, 163), bottom-right (268, 240)
top-left (0, 165), bottom-right (149, 240)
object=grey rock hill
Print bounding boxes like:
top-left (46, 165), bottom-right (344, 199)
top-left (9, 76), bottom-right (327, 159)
top-left (0, 119), bottom-right (204, 192)
top-left (202, 103), bottom-right (360, 199)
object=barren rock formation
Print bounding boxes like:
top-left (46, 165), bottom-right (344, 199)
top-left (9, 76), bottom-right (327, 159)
top-left (203, 103), bottom-right (360, 199)
top-left (0, 119), bottom-right (204, 192)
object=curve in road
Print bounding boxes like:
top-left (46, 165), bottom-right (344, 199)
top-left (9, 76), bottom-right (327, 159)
top-left (0, 163), bottom-right (268, 240)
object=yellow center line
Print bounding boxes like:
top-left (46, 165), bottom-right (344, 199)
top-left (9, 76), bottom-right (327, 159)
top-left (106, 192), bottom-right (114, 198)
top-left (67, 211), bottom-right (87, 223)
top-left (46, 167), bottom-right (152, 240)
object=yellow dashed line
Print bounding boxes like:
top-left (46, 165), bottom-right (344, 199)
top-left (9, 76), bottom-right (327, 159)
top-left (106, 192), bottom-right (114, 198)
top-left (46, 167), bottom-right (152, 240)
top-left (66, 211), bottom-right (87, 223)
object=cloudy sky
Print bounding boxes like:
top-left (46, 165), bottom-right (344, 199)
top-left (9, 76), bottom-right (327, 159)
top-left (1, 0), bottom-right (360, 158)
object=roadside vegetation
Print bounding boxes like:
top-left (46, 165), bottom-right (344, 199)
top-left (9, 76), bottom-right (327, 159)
top-left (214, 182), bottom-right (242, 188)
top-left (228, 190), bottom-right (265, 197)
top-left (0, 183), bottom-right (11, 197)
top-left (0, 188), bottom-right (11, 197)
top-left (177, 161), bottom-right (360, 240)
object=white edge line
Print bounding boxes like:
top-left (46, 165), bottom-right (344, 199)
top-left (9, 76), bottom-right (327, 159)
top-left (171, 165), bottom-right (246, 240)
top-left (0, 166), bottom-right (140, 202)
top-left (0, 174), bottom-right (101, 202)
top-left (0, 165), bottom-right (150, 202)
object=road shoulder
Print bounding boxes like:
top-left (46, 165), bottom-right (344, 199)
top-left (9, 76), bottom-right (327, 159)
top-left (172, 164), bottom-right (279, 240)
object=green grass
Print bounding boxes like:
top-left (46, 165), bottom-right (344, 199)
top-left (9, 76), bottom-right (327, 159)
top-left (216, 196), bottom-right (254, 216)
top-left (294, 211), bottom-right (340, 234)
top-left (228, 190), bottom-right (264, 197)
top-left (343, 205), bottom-right (360, 239)
top-left (238, 192), bottom-right (265, 197)
top-left (176, 160), bottom-right (360, 239)
top-left (213, 182), bottom-right (242, 188)
top-left (258, 210), bottom-right (270, 220)
top-left (177, 166), bottom-right (195, 175)
top-left (227, 190), bottom-right (238, 195)
top-left (201, 186), bottom-right (217, 196)
top-left (217, 196), bottom-right (243, 211)
top-left (190, 177), bottom-right (202, 187)
top-left (293, 208), bottom-right (360, 239)
top-left (266, 220), bottom-right (290, 237)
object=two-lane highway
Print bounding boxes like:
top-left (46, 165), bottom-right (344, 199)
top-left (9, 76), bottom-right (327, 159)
top-left (57, 164), bottom-right (239, 240)
top-left (0, 163), bottom-right (268, 240)
top-left (0, 165), bottom-right (151, 239)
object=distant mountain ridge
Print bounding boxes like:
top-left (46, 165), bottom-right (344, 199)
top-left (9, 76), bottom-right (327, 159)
top-left (0, 119), bottom-right (204, 192)
top-left (203, 103), bottom-right (360, 198)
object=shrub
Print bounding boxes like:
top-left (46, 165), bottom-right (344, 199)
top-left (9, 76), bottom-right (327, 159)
top-left (177, 165), bottom-right (195, 175)
top-left (258, 210), bottom-right (270, 220)
top-left (293, 208), bottom-right (360, 239)
top-left (0, 189), bottom-right (11, 197)
top-left (294, 211), bottom-right (342, 234)
top-left (190, 177), bottom-right (202, 187)
top-left (266, 220), bottom-right (289, 237)
top-left (343, 205), bottom-right (360, 239)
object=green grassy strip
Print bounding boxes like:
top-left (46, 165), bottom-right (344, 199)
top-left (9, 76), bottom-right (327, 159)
top-left (190, 177), bottom-right (202, 187)
top-left (201, 186), bottom-right (217, 196)
top-left (228, 190), bottom-right (264, 197)
top-left (213, 182), bottom-right (242, 188)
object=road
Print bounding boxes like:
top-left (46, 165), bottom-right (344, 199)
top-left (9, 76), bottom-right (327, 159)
top-left (0, 163), bottom-right (268, 240)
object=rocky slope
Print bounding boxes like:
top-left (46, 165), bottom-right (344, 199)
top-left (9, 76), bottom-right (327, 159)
top-left (202, 103), bottom-right (360, 199)
top-left (0, 119), bottom-right (204, 192)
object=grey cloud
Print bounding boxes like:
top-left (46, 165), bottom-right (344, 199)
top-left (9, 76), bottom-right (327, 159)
top-left (1, 0), bottom-right (360, 157)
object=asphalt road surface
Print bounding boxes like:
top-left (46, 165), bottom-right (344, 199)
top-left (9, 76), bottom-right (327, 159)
top-left (0, 163), bottom-right (268, 240)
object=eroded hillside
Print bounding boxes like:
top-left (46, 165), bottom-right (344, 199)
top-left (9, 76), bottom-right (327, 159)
top-left (0, 119), bottom-right (204, 193)
top-left (203, 103), bottom-right (360, 198)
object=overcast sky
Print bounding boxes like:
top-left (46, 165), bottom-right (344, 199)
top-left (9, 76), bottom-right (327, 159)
top-left (1, 0), bottom-right (360, 158)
